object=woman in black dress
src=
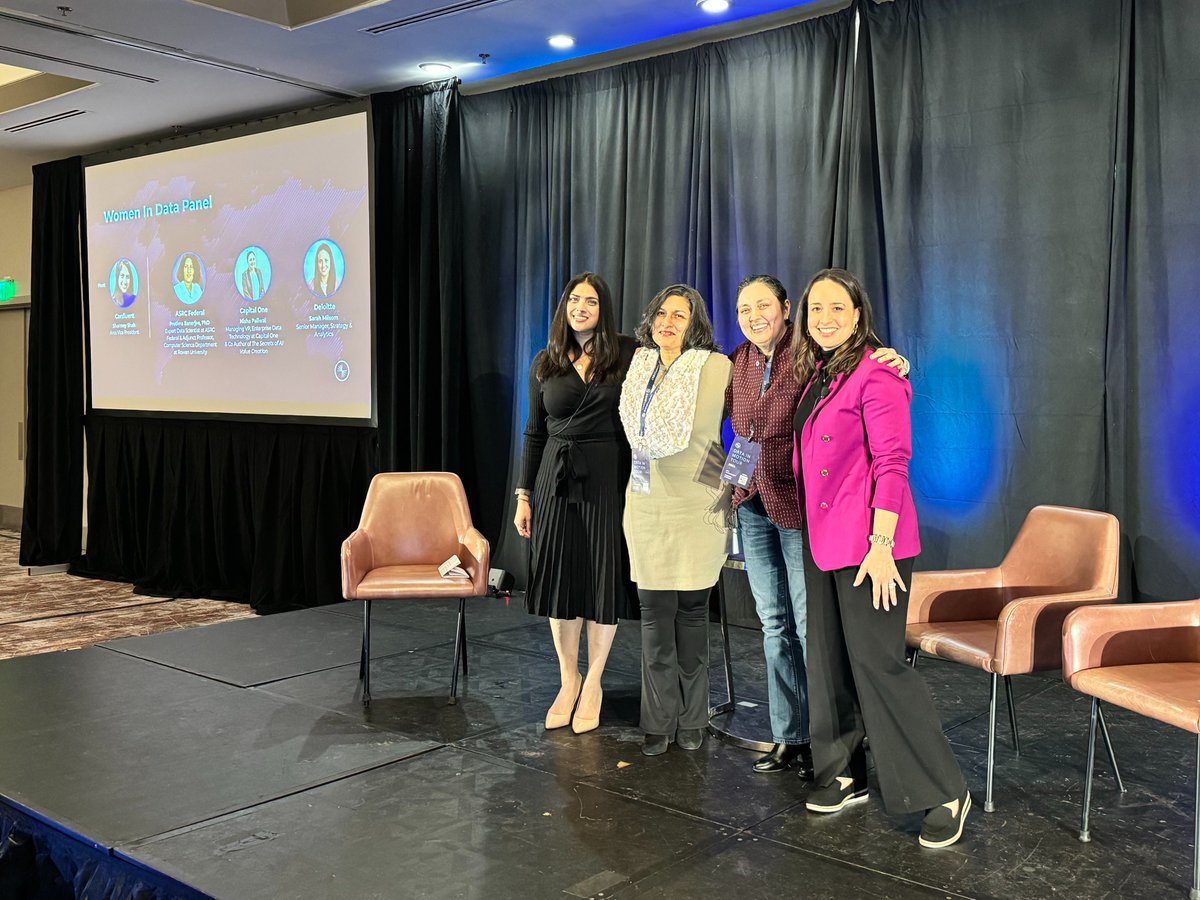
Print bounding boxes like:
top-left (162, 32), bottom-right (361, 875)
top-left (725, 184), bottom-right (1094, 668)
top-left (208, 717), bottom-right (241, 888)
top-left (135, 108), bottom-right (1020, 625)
top-left (515, 272), bottom-right (638, 733)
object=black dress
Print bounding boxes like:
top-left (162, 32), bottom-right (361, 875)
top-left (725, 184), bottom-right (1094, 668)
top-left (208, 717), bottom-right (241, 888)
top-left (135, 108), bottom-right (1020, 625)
top-left (518, 335), bottom-right (639, 623)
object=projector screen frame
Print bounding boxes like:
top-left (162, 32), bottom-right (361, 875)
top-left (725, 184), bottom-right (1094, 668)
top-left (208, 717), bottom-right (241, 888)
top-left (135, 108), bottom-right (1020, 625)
top-left (80, 100), bottom-right (378, 429)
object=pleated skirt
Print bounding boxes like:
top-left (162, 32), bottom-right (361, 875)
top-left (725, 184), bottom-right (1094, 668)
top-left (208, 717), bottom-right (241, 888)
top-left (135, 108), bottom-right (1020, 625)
top-left (526, 435), bottom-right (639, 623)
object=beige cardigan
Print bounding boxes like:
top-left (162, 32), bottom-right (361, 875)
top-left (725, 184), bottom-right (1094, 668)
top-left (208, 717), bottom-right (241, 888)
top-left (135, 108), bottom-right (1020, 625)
top-left (623, 353), bottom-right (732, 590)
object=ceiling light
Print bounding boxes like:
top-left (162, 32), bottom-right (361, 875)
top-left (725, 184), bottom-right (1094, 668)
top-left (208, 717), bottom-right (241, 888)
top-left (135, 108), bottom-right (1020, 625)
top-left (419, 62), bottom-right (454, 74)
top-left (697, 0), bottom-right (731, 12)
top-left (548, 35), bottom-right (575, 49)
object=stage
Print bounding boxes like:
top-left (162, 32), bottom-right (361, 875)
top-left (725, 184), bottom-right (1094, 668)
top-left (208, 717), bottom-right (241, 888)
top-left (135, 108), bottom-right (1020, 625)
top-left (0, 595), bottom-right (1191, 898)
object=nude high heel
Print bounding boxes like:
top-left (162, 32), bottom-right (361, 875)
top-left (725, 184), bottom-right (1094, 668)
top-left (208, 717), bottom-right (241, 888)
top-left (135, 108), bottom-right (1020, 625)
top-left (545, 674), bottom-right (583, 730)
top-left (571, 682), bottom-right (603, 734)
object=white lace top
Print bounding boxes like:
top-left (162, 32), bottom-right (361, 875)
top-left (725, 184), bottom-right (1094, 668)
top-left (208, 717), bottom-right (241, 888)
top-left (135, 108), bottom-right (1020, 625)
top-left (619, 348), bottom-right (712, 459)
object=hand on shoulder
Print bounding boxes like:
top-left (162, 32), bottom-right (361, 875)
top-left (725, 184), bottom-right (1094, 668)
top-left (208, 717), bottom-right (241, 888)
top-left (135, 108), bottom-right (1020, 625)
top-left (868, 346), bottom-right (910, 378)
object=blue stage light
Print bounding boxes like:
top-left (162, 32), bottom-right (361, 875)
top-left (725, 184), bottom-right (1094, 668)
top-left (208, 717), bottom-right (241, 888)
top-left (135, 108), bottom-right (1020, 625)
top-left (909, 354), bottom-right (1000, 523)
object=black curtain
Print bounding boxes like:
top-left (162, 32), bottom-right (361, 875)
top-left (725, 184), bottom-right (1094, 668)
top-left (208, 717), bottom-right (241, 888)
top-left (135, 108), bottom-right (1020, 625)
top-left (1106, 0), bottom-right (1200, 600)
top-left (459, 10), bottom-right (856, 580)
top-left (20, 158), bottom-right (85, 567)
top-left (847, 0), bottom-right (1127, 570)
top-left (372, 80), bottom-right (468, 478)
top-left (78, 418), bottom-right (374, 613)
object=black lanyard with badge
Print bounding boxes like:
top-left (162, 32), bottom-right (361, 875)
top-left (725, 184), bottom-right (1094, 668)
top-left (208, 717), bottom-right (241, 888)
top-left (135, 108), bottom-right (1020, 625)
top-left (629, 357), bottom-right (665, 495)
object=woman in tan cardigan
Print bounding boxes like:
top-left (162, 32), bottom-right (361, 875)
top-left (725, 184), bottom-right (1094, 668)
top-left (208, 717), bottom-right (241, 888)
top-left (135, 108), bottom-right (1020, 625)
top-left (620, 284), bottom-right (732, 756)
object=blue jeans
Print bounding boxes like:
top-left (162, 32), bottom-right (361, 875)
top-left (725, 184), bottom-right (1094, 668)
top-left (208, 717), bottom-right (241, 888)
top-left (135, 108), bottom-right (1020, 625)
top-left (737, 494), bottom-right (809, 744)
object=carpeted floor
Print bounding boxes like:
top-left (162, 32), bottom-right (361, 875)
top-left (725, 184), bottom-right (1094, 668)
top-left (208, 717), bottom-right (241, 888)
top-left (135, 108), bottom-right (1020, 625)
top-left (0, 530), bottom-right (255, 659)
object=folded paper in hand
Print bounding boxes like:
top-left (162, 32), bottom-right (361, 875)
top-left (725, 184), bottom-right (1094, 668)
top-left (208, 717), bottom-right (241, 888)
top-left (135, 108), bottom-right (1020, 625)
top-left (439, 555), bottom-right (468, 578)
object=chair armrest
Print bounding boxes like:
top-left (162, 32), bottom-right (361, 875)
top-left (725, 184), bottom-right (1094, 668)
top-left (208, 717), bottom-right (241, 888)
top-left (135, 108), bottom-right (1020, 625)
top-left (341, 529), bottom-right (374, 600)
top-left (907, 568), bottom-right (1002, 625)
top-left (459, 526), bottom-right (491, 598)
top-left (1062, 599), bottom-right (1200, 682)
top-left (995, 591), bottom-right (1119, 675)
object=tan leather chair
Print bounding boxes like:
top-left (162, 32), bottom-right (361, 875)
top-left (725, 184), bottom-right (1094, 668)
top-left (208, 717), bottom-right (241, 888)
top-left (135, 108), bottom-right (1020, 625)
top-left (906, 505), bottom-right (1120, 811)
top-left (1064, 600), bottom-right (1200, 899)
top-left (341, 472), bottom-right (490, 706)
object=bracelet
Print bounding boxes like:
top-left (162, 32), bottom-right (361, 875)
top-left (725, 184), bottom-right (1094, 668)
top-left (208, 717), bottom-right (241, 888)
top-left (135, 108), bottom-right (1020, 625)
top-left (867, 533), bottom-right (895, 549)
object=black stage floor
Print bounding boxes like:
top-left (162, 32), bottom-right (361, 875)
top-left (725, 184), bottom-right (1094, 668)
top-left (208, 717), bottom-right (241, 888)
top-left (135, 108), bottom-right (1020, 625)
top-left (0, 595), bottom-right (1193, 898)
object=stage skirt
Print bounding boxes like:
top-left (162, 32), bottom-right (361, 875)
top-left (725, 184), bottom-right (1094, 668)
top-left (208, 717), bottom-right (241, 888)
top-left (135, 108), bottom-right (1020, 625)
top-left (526, 432), bottom-right (638, 624)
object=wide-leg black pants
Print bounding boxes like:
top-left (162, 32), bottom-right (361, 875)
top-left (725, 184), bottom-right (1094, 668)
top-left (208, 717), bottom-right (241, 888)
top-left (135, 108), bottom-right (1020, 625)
top-left (638, 587), bottom-right (712, 735)
top-left (803, 539), bottom-right (965, 814)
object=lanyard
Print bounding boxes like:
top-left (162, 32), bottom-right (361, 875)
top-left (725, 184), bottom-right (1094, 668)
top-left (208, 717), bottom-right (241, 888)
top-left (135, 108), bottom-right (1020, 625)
top-left (639, 357), bottom-right (665, 437)
top-left (745, 352), bottom-right (774, 441)
top-left (759, 353), bottom-right (774, 398)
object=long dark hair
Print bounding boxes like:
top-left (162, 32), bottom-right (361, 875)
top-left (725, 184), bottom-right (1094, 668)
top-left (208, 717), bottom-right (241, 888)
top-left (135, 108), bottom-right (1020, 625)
top-left (535, 272), bottom-right (622, 384)
top-left (634, 283), bottom-right (719, 352)
top-left (791, 268), bottom-right (881, 388)
top-left (311, 242), bottom-right (337, 291)
top-left (174, 253), bottom-right (201, 286)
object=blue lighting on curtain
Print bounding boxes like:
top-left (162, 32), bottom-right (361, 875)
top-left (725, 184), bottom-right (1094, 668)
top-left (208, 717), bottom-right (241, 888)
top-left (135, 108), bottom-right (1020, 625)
top-left (909, 354), bottom-right (1001, 522)
top-left (1163, 379), bottom-right (1200, 540)
top-left (511, 319), bottom-right (550, 457)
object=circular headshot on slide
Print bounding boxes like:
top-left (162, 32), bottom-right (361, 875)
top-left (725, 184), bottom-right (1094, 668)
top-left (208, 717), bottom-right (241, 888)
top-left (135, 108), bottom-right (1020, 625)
top-left (234, 245), bottom-right (272, 301)
top-left (172, 252), bottom-right (206, 305)
top-left (304, 239), bottom-right (344, 299)
top-left (109, 258), bottom-right (139, 308)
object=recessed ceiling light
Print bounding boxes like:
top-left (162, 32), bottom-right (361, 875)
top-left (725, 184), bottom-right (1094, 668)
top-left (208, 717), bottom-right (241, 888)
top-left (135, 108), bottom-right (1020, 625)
top-left (419, 62), bottom-right (454, 74)
top-left (548, 34), bottom-right (575, 49)
top-left (697, 0), bottom-right (731, 12)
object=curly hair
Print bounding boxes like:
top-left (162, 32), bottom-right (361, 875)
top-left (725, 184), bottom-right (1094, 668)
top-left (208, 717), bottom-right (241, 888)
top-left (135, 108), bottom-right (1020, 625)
top-left (634, 283), bottom-right (719, 352)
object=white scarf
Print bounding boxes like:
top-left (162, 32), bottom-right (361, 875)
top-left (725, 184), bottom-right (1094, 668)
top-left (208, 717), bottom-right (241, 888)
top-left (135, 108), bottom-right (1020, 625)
top-left (620, 348), bottom-right (711, 459)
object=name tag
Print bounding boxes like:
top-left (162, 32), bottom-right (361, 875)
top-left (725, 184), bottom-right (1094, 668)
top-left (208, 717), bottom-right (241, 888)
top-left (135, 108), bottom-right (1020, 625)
top-left (630, 448), bottom-right (651, 494)
top-left (720, 437), bottom-right (762, 488)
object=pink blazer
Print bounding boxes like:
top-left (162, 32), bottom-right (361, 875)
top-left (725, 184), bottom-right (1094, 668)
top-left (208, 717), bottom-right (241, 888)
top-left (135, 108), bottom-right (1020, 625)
top-left (792, 349), bottom-right (920, 571)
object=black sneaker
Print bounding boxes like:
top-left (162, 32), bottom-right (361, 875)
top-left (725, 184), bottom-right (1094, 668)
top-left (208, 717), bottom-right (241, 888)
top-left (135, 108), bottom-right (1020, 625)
top-left (919, 789), bottom-right (972, 848)
top-left (805, 774), bottom-right (869, 813)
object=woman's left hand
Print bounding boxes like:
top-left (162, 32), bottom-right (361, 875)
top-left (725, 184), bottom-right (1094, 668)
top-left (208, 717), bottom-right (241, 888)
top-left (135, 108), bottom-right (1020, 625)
top-left (853, 545), bottom-right (908, 611)
top-left (870, 347), bottom-right (910, 377)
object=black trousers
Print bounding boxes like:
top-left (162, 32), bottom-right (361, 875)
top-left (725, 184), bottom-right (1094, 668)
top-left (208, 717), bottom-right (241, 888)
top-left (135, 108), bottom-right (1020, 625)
top-left (803, 538), bottom-right (966, 814)
top-left (638, 588), bottom-right (711, 735)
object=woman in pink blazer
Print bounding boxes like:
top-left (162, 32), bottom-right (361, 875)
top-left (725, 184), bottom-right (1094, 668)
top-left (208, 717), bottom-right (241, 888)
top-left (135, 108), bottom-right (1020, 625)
top-left (791, 268), bottom-right (970, 849)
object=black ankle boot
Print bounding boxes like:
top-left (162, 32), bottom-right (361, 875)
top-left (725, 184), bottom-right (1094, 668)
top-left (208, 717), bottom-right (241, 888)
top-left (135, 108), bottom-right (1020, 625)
top-left (753, 743), bottom-right (806, 774)
top-left (642, 733), bottom-right (671, 756)
top-left (795, 744), bottom-right (814, 781)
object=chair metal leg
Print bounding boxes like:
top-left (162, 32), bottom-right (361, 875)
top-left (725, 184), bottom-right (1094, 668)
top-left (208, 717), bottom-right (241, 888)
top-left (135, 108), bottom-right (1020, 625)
top-left (1096, 704), bottom-right (1126, 793)
top-left (459, 599), bottom-right (469, 676)
top-left (449, 598), bottom-right (466, 704)
top-left (358, 609), bottom-right (367, 681)
top-left (719, 579), bottom-right (735, 707)
top-left (908, 647), bottom-right (920, 668)
top-left (706, 576), bottom-right (770, 751)
top-left (1079, 696), bottom-right (1099, 842)
top-left (985, 672), bottom-right (998, 812)
top-left (1004, 675), bottom-right (1021, 756)
top-left (361, 600), bottom-right (372, 708)
top-left (1192, 734), bottom-right (1200, 900)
